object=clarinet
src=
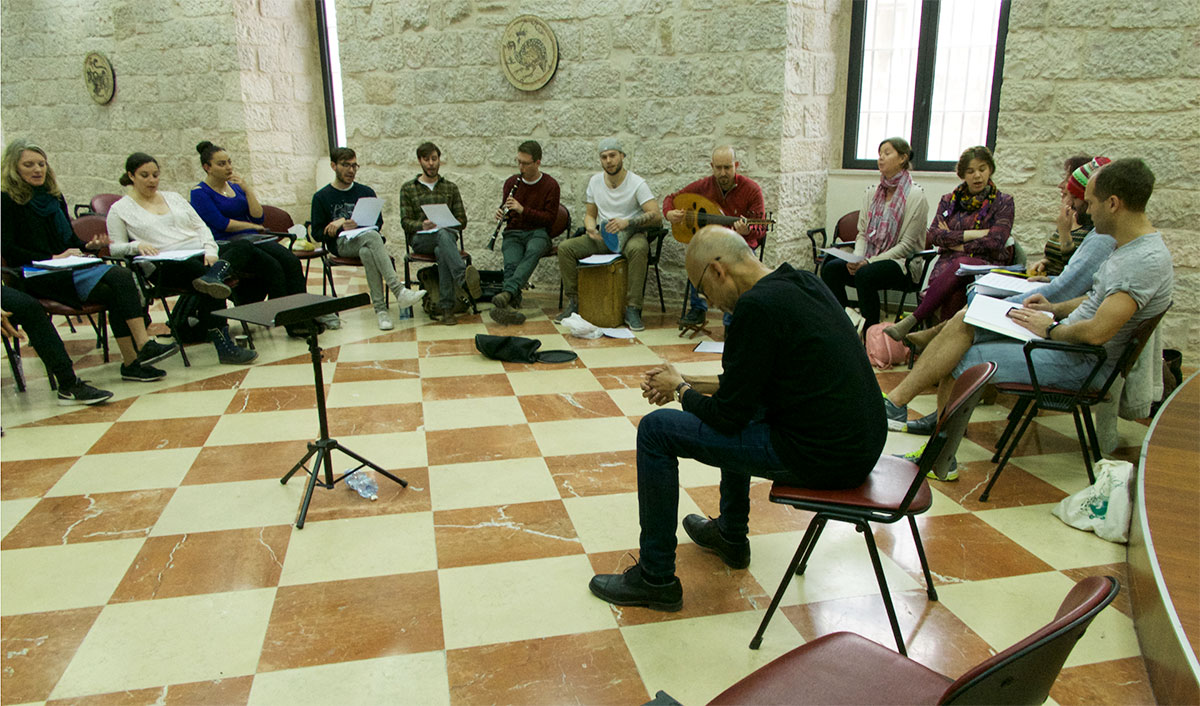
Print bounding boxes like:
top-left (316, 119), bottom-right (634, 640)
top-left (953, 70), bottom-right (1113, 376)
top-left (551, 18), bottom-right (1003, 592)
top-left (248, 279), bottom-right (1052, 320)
top-left (487, 177), bottom-right (521, 250)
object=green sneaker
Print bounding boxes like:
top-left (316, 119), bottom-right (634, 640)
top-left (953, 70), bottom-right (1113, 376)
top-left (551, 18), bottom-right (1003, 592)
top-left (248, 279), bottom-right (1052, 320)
top-left (893, 443), bottom-right (959, 481)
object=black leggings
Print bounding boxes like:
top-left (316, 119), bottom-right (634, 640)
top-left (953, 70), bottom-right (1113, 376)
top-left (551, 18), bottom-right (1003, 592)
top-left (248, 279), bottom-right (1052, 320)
top-left (2, 284), bottom-right (75, 385)
top-left (150, 260), bottom-right (225, 330)
top-left (221, 240), bottom-right (305, 299)
top-left (820, 258), bottom-right (911, 329)
top-left (83, 267), bottom-right (145, 338)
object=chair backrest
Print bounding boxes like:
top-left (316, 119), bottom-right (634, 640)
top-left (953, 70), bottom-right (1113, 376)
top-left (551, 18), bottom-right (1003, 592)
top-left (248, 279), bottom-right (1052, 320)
top-left (940, 576), bottom-right (1119, 704)
top-left (71, 214), bottom-right (108, 243)
top-left (922, 362), bottom-right (997, 484)
top-left (1085, 303), bottom-right (1172, 400)
top-left (90, 193), bottom-right (121, 216)
top-left (549, 203), bottom-right (571, 239)
top-left (834, 210), bottom-right (860, 244)
top-left (261, 204), bottom-right (294, 232)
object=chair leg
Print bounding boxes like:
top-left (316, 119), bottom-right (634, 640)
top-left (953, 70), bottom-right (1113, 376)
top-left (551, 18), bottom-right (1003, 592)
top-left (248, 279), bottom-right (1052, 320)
top-left (794, 517), bottom-right (827, 576)
top-left (861, 520), bottom-right (907, 655)
top-left (1082, 407), bottom-right (1101, 484)
top-left (981, 404), bottom-right (1039, 502)
top-left (96, 312), bottom-right (110, 363)
top-left (908, 515), bottom-right (937, 601)
top-left (241, 321), bottom-right (255, 350)
top-left (990, 397), bottom-right (1032, 462)
top-left (4, 336), bottom-right (26, 393)
top-left (680, 282), bottom-right (691, 320)
top-left (65, 315), bottom-right (77, 334)
top-left (750, 515), bottom-right (824, 650)
top-left (1071, 408), bottom-right (1096, 484)
top-left (655, 263), bottom-right (665, 313)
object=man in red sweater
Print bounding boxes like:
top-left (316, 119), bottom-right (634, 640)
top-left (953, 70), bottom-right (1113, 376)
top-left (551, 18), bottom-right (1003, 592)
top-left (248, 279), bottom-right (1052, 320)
top-left (663, 146), bottom-right (766, 327)
top-left (489, 140), bottom-right (561, 325)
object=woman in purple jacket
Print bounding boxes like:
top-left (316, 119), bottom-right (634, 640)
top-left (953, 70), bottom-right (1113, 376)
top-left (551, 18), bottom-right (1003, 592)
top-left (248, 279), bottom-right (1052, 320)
top-left (886, 145), bottom-right (1014, 340)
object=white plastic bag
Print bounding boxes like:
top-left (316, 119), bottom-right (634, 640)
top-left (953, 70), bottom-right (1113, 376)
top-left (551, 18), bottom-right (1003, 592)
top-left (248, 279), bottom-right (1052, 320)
top-left (1050, 459), bottom-right (1133, 543)
top-left (560, 313), bottom-right (603, 339)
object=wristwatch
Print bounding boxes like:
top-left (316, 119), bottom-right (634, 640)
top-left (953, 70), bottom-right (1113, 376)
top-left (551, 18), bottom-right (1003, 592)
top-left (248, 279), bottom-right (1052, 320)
top-left (674, 381), bottom-right (691, 403)
top-left (1045, 320), bottom-right (1061, 339)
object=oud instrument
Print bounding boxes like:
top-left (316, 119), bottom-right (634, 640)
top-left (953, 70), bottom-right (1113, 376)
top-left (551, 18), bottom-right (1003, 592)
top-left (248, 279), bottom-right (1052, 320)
top-left (487, 177), bottom-right (521, 250)
top-left (670, 193), bottom-right (775, 243)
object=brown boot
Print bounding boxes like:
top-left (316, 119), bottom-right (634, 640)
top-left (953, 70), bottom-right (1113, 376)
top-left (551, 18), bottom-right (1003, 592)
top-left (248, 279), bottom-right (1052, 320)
top-left (440, 304), bottom-right (458, 326)
top-left (904, 320), bottom-right (946, 353)
top-left (884, 315), bottom-right (919, 341)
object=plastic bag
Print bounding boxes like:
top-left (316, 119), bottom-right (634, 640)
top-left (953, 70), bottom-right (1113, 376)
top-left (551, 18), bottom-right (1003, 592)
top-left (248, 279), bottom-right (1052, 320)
top-left (1050, 459), bottom-right (1133, 543)
top-left (560, 312), bottom-right (603, 339)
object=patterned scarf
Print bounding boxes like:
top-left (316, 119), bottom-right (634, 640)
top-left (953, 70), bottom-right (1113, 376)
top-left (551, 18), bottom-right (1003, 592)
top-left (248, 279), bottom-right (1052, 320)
top-left (864, 170), bottom-right (911, 257)
top-left (28, 186), bottom-right (74, 249)
top-left (951, 180), bottom-right (999, 227)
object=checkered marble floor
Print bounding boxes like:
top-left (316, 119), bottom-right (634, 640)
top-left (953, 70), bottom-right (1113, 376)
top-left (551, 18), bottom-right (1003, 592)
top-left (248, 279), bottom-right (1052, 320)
top-left (0, 268), bottom-right (1160, 705)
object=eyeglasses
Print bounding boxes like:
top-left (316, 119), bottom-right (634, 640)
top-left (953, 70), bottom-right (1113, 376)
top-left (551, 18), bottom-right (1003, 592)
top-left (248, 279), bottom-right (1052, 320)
top-left (338, 162), bottom-right (359, 169)
top-left (517, 158), bottom-right (535, 167)
top-left (693, 258), bottom-right (718, 299)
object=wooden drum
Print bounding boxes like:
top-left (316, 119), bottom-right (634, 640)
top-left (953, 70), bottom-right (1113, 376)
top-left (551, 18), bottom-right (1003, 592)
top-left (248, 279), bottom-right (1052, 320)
top-left (578, 257), bottom-right (627, 328)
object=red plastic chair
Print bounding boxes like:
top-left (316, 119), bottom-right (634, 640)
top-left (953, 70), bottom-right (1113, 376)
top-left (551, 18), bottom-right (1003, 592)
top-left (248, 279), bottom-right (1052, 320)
top-left (749, 362), bottom-right (997, 656)
top-left (711, 575), bottom-right (1119, 705)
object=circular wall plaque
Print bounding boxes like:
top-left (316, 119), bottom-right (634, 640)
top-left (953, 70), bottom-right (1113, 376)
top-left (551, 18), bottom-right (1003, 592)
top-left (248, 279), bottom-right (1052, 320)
top-left (83, 52), bottom-right (115, 105)
top-left (500, 15), bottom-right (558, 92)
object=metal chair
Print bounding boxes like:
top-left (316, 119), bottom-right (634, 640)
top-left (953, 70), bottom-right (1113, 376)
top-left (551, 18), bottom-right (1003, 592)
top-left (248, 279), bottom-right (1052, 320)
top-left (982, 305), bottom-right (1171, 502)
top-left (749, 362), bottom-right (997, 656)
top-left (712, 575), bottom-right (1119, 705)
top-left (402, 227), bottom-right (477, 314)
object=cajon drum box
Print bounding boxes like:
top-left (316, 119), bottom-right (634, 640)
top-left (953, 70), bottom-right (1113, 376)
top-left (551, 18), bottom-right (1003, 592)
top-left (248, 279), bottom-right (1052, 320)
top-left (578, 257), bottom-right (627, 328)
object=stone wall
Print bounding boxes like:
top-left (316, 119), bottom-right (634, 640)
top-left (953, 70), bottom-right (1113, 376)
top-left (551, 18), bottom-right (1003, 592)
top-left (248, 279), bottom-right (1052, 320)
top-left (0, 0), bottom-right (328, 221)
top-left (994, 0), bottom-right (1200, 353)
top-left (335, 0), bottom-right (844, 300)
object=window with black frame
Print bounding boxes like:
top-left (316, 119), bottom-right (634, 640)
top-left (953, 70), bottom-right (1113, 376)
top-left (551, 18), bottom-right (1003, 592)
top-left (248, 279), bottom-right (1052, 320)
top-left (316, 0), bottom-right (347, 154)
top-left (842, 0), bottom-right (1011, 172)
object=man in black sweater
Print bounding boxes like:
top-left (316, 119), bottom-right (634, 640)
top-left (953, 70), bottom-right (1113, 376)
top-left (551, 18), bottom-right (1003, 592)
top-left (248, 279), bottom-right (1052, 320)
top-left (589, 226), bottom-right (886, 611)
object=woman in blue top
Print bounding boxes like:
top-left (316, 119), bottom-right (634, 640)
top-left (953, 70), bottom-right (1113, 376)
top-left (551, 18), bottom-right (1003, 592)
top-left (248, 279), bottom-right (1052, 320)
top-left (189, 141), bottom-right (326, 331)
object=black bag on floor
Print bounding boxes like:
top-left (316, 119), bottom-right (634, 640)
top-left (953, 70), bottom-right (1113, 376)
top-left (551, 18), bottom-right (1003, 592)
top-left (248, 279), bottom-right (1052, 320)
top-left (475, 334), bottom-right (577, 364)
top-left (168, 292), bottom-right (209, 344)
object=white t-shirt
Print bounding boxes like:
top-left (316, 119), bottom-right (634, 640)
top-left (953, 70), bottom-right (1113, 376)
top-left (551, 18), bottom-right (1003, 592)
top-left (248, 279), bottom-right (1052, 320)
top-left (586, 170), bottom-right (654, 222)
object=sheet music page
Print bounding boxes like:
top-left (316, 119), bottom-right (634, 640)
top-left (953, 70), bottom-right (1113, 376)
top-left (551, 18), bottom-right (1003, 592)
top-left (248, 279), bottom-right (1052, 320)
top-left (420, 203), bottom-right (461, 229)
top-left (821, 248), bottom-right (866, 263)
top-left (963, 294), bottom-right (1043, 342)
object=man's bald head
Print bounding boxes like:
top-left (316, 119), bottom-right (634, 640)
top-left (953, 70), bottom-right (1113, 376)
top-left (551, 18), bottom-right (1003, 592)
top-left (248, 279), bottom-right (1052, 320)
top-left (686, 226), bottom-right (752, 274)
top-left (711, 146), bottom-right (739, 191)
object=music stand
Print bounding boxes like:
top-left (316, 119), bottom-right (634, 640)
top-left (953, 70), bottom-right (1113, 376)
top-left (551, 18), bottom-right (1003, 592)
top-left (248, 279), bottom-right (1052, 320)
top-left (215, 293), bottom-right (408, 528)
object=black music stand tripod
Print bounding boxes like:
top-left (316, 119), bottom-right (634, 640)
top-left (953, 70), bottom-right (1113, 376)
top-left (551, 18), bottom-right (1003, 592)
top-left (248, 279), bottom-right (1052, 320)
top-left (216, 293), bottom-right (408, 528)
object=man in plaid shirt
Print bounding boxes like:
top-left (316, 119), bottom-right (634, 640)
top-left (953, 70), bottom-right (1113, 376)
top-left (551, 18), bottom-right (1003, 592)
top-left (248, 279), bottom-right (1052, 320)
top-left (399, 142), bottom-right (480, 325)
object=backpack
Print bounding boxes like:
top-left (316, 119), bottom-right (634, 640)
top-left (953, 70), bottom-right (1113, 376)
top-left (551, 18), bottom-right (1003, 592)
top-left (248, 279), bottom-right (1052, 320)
top-left (167, 292), bottom-right (209, 344)
top-left (865, 322), bottom-right (909, 370)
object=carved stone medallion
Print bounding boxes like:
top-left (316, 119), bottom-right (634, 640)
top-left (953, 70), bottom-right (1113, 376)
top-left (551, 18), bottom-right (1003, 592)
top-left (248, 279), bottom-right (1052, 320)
top-left (83, 52), bottom-right (116, 105)
top-left (500, 15), bottom-right (558, 92)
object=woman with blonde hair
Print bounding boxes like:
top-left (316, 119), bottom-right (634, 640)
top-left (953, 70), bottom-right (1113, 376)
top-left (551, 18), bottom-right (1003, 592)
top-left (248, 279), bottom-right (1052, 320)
top-left (0, 139), bottom-right (177, 381)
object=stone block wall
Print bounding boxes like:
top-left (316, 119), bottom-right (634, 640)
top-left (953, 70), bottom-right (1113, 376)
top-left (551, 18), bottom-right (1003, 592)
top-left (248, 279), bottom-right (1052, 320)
top-left (335, 0), bottom-right (844, 299)
top-left (0, 0), bottom-right (328, 222)
top-left (995, 0), bottom-right (1200, 354)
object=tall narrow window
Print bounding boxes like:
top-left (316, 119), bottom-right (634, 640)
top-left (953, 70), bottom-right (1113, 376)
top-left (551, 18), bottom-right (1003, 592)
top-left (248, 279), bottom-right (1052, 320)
top-left (843, 0), bottom-right (1010, 171)
top-left (316, 0), bottom-right (346, 152)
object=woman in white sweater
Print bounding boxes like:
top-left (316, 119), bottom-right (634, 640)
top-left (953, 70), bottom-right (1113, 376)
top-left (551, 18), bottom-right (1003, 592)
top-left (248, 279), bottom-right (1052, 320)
top-left (820, 137), bottom-right (929, 331)
top-left (106, 152), bottom-right (257, 364)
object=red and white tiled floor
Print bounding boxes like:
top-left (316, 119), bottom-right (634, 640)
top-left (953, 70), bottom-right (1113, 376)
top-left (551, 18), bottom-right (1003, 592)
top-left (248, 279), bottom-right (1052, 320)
top-left (0, 268), bottom-right (1160, 704)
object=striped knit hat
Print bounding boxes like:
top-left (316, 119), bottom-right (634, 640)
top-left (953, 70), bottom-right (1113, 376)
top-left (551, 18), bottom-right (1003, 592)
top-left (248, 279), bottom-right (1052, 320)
top-left (1066, 156), bottom-right (1112, 199)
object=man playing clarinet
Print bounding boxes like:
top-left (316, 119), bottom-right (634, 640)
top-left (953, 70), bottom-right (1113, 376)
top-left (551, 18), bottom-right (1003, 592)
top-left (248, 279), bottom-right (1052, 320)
top-left (489, 140), bottom-right (561, 326)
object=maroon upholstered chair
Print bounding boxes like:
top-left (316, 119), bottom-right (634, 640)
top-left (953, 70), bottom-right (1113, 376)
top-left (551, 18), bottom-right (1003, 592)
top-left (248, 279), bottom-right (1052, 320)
top-left (749, 362), bottom-right (998, 656)
top-left (263, 205), bottom-right (329, 294)
top-left (73, 193), bottom-right (122, 218)
top-left (711, 575), bottom-right (1119, 705)
top-left (983, 305), bottom-right (1170, 502)
top-left (805, 209), bottom-right (860, 273)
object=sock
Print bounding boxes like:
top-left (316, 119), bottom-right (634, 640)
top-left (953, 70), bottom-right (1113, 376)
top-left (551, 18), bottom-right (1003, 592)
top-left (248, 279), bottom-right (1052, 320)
top-left (642, 572), bottom-right (676, 586)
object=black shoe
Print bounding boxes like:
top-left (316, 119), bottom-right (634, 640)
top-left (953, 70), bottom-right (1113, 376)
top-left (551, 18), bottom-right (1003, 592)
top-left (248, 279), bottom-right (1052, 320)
top-left (135, 340), bottom-right (179, 366)
top-left (678, 307), bottom-right (707, 327)
top-left (192, 259), bottom-right (232, 299)
top-left (906, 411), bottom-right (937, 436)
top-left (57, 379), bottom-right (114, 406)
top-left (589, 562), bottom-right (683, 612)
top-left (120, 362), bottom-right (166, 382)
top-left (883, 394), bottom-right (908, 432)
top-left (683, 514), bottom-right (751, 569)
top-left (209, 327), bottom-right (258, 365)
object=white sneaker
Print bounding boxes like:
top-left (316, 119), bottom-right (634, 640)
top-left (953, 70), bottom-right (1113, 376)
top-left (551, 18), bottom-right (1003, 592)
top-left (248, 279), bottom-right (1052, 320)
top-left (376, 310), bottom-right (394, 330)
top-left (393, 287), bottom-right (425, 310)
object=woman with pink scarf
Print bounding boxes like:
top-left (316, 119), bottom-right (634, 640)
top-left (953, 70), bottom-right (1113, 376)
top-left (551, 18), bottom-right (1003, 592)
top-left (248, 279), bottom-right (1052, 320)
top-left (886, 145), bottom-right (1014, 341)
top-left (821, 137), bottom-right (929, 330)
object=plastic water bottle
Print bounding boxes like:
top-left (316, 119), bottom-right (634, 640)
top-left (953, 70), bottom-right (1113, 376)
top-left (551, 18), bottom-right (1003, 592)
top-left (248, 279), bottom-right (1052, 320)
top-left (344, 470), bottom-right (378, 501)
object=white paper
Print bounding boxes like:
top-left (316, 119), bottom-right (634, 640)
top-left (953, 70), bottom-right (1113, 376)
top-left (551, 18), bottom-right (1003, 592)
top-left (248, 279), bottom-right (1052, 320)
top-left (30, 255), bottom-right (103, 270)
top-left (580, 253), bottom-right (621, 265)
top-left (964, 294), bottom-right (1043, 342)
top-left (972, 272), bottom-right (1041, 297)
top-left (957, 263), bottom-right (1025, 276)
top-left (420, 203), bottom-right (461, 229)
top-left (134, 249), bottom-right (206, 262)
top-left (339, 197), bottom-right (385, 239)
top-left (599, 327), bottom-right (635, 339)
top-left (693, 341), bottom-right (724, 353)
top-left (821, 247), bottom-right (866, 263)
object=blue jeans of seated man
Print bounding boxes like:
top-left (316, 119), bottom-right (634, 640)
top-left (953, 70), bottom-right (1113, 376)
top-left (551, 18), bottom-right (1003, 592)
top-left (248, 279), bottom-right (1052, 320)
top-left (411, 227), bottom-right (467, 308)
top-left (685, 283), bottom-right (734, 327)
top-left (499, 227), bottom-right (549, 297)
top-left (636, 408), bottom-right (808, 578)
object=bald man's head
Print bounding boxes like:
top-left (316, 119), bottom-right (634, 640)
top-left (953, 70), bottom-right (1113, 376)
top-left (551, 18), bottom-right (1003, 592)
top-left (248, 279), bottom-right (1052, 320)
top-left (711, 146), bottom-right (739, 191)
top-left (685, 226), bottom-right (757, 313)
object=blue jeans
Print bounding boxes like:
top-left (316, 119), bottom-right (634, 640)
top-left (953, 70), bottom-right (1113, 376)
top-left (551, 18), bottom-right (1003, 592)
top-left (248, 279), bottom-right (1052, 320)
top-left (636, 408), bottom-right (805, 577)
top-left (499, 228), bottom-right (549, 296)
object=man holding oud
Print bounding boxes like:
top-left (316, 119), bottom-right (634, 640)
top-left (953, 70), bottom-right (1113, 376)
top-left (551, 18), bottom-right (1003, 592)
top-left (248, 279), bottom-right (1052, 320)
top-left (555, 138), bottom-right (660, 331)
top-left (489, 140), bottom-right (561, 326)
top-left (663, 145), bottom-right (767, 327)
